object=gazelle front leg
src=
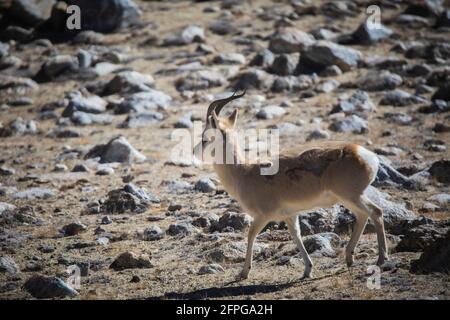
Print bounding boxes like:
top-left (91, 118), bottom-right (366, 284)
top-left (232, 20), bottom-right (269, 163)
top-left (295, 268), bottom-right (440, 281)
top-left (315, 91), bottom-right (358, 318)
top-left (238, 216), bottom-right (268, 280)
top-left (285, 216), bottom-right (313, 278)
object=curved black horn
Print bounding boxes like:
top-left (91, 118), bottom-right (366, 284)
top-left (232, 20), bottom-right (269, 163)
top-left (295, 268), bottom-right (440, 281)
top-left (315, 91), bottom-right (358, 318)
top-left (206, 89), bottom-right (246, 121)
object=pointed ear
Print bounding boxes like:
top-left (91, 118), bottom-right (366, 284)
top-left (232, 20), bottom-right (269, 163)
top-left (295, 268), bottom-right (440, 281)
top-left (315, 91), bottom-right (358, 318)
top-left (228, 109), bottom-right (238, 128)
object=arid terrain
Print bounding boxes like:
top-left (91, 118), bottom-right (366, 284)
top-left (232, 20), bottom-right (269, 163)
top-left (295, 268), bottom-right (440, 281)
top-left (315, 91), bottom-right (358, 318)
top-left (0, 0), bottom-right (449, 300)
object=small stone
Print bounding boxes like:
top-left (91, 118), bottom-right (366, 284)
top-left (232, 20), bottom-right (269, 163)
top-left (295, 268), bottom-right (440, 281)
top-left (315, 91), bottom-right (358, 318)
top-left (101, 216), bottom-right (112, 225)
top-left (167, 223), bottom-right (195, 237)
top-left (256, 105), bottom-right (286, 120)
top-left (329, 115), bottom-right (368, 134)
top-left (142, 225), bottom-right (165, 241)
top-left (268, 27), bottom-right (315, 54)
top-left (198, 263), bottom-right (224, 275)
top-left (61, 222), bottom-right (87, 236)
top-left (0, 256), bottom-right (20, 275)
top-left (110, 252), bottom-right (152, 271)
top-left (24, 275), bottom-right (78, 299)
top-left (195, 178), bottom-right (216, 193)
top-left (306, 129), bottom-right (330, 141)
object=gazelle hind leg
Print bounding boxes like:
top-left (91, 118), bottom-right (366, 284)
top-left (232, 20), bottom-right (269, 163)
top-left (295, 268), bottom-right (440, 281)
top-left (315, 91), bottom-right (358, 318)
top-left (345, 195), bottom-right (388, 266)
top-left (238, 216), bottom-right (268, 280)
top-left (340, 202), bottom-right (369, 267)
top-left (285, 216), bottom-right (313, 278)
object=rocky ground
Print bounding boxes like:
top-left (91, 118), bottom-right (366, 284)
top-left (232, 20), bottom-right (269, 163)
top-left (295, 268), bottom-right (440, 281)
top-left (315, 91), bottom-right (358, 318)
top-left (0, 0), bottom-right (449, 300)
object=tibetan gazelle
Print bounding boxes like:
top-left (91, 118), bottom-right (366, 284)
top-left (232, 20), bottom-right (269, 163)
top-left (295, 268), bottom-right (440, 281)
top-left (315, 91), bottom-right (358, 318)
top-left (193, 91), bottom-right (388, 280)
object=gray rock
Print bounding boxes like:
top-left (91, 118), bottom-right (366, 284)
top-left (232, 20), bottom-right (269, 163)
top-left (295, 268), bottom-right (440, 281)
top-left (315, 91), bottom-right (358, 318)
top-left (35, 55), bottom-right (79, 82)
top-left (110, 252), bottom-right (152, 271)
top-left (428, 160), bottom-right (450, 184)
top-left (0, 166), bottom-right (15, 176)
top-left (380, 90), bottom-right (427, 106)
top-left (142, 225), bottom-right (165, 241)
top-left (331, 90), bottom-right (375, 115)
top-left (0, 202), bottom-right (16, 215)
top-left (435, 9), bottom-right (450, 28)
top-left (0, 117), bottom-right (37, 137)
top-left (176, 69), bottom-right (226, 92)
top-left (364, 186), bottom-right (416, 231)
top-left (113, 90), bottom-right (172, 114)
top-left (298, 40), bottom-right (362, 72)
top-left (304, 233), bottom-right (341, 257)
top-left (8, 0), bottom-right (45, 27)
top-left (84, 136), bottom-right (145, 164)
top-left (175, 112), bottom-right (193, 129)
top-left (432, 83), bottom-right (450, 102)
top-left (383, 112), bottom-right (412, 126)
top-left (316, 79), bottom-right (340, 93)
top-left (205, 241), bottom-right (266, 263)
top-left (71, 112), bottom-right (114, 126)
top-left (193, 213), bottom-right (219, 229)
top-left (0, 75), bottom-right (38, 93)
top-left (396, 221), bottom-right (449, 253)
top-left (214, 212), bottom-right (251, 232)
top-left (411, 228), bottom-right (450, 274)
top-left (198, 263), bottom-right (224, 275)
top-left (62, 91), bottom-right (107, 117)
top-left (167, 222), bottom-right (195, 237)
top-left (358, 71), bottom-right (403, 91)
top-left (250, 49), bottom-right (275, 68)
top-left (103, 71), bottom-right (155, 95)
top-left (123, 183), bottom-right (160, 203)
top-left (0, 256), bottom-right (19, 275)
top-left (427, 194), bottom-right (450, 209)
top-left (306, 129), bottom-right (330, 141)
top-left (101, 216), bottom-right (112, 225)
top-left (195, 178), bottom-right (216, 193)
top-left (163, 25), bottom-right (205, 46)
top-left (256, 105), bottom-right (286, 120)
top-left (61, 222), bottom-right (87, 236)
top-left (120, 112), bottom-right (164, 128)
top-left (45, 0), bottom-right (141, 34)
top-left (268, 53), bottom-right (298, 76)
top-left (209, 19), bottom-right (238, 35)
top-left (351, 21), bottom-right (393, 45)
top-left (268, 27), bottom-right (315, 54)
top-left (232, 68), bottom-right (274, 90)
top-left (213, 53), bottom-right (245, 65)
top-left (329, 115), bottom-right (368, 134)
top-left (12, 188), bottom-right (55, 200)
top-left (24, 275), bottom-right (78, 299)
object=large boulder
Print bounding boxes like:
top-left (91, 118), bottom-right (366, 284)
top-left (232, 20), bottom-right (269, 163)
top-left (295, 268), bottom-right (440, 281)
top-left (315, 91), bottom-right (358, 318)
top-left (298, 41), bottom-right (362, 73)
top-left (268, 27), bottom-right (315, 54)
top-left (84, 136), bottom-right (145, 164)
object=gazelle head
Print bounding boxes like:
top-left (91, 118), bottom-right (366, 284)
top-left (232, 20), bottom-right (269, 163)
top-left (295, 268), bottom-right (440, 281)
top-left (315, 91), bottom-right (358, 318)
top-left (193, 90), bottom-right (246, 164)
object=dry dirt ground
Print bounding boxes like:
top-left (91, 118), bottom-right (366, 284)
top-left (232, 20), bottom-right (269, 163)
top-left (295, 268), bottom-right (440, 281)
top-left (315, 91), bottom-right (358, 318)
top-left (0, 0), bottom-right (449, 300)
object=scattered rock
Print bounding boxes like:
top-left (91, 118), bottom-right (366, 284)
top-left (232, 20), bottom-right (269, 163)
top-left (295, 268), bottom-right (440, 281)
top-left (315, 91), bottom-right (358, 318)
top-left (411, 229), bottom-right (450, 274)
top-left (176, 69), bottom-right (226, 92)
top-left (304, 232), bottom-right (341, 257)
top-left (12, 188), bottom-right (55, 200)
top-left (214, 212), bottom-right (251, 232)
top-left (379, 90), bottom-right (427, 106)
top-left (357, 71), bottom-right (403, 91)
top-left (167, 222), bottom-right (195, 237)
top-left (198, 263), bottom-right (224, 275)
top-left (428, 160), bottom-right (450, 183)
top-left (84, 136), bottom-right (146, 164)
top-left (102, 71), bottom-right (155, 95)
top-left (61, 222), bottom-right (87, 236)
top-left (0, 256), bottom-right (20, 275)
top-left (163, 25), bottom-right (205, 46)
top-left (121, 112), bottom-right (164, 128)
top-left (256, 105), bottom-right (286, 120)
top-left (298, 41), bottom-right (362, 73)
top-left (329, 115), bottom-right (368, 134)
top-left (331, 90), bottom-right (375, 115)
top-left (113, 90), bottom-right (172, 114)
top-left (23, 276), bottom-right (77, 300)
top-left (351, 21), bottom-right (393, 45)
top-left (268, 27), bottom-right (315, 54)
top-left (110, 252), bottom-right (152, 271)
top-left (142, 225), bottom-right (165, 241)
top-left (195, 178), bottom-right (216, 193)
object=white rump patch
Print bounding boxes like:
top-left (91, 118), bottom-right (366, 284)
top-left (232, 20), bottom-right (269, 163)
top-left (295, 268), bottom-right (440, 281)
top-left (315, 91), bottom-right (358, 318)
top-left (357, 146), bottom-right (379, 182)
